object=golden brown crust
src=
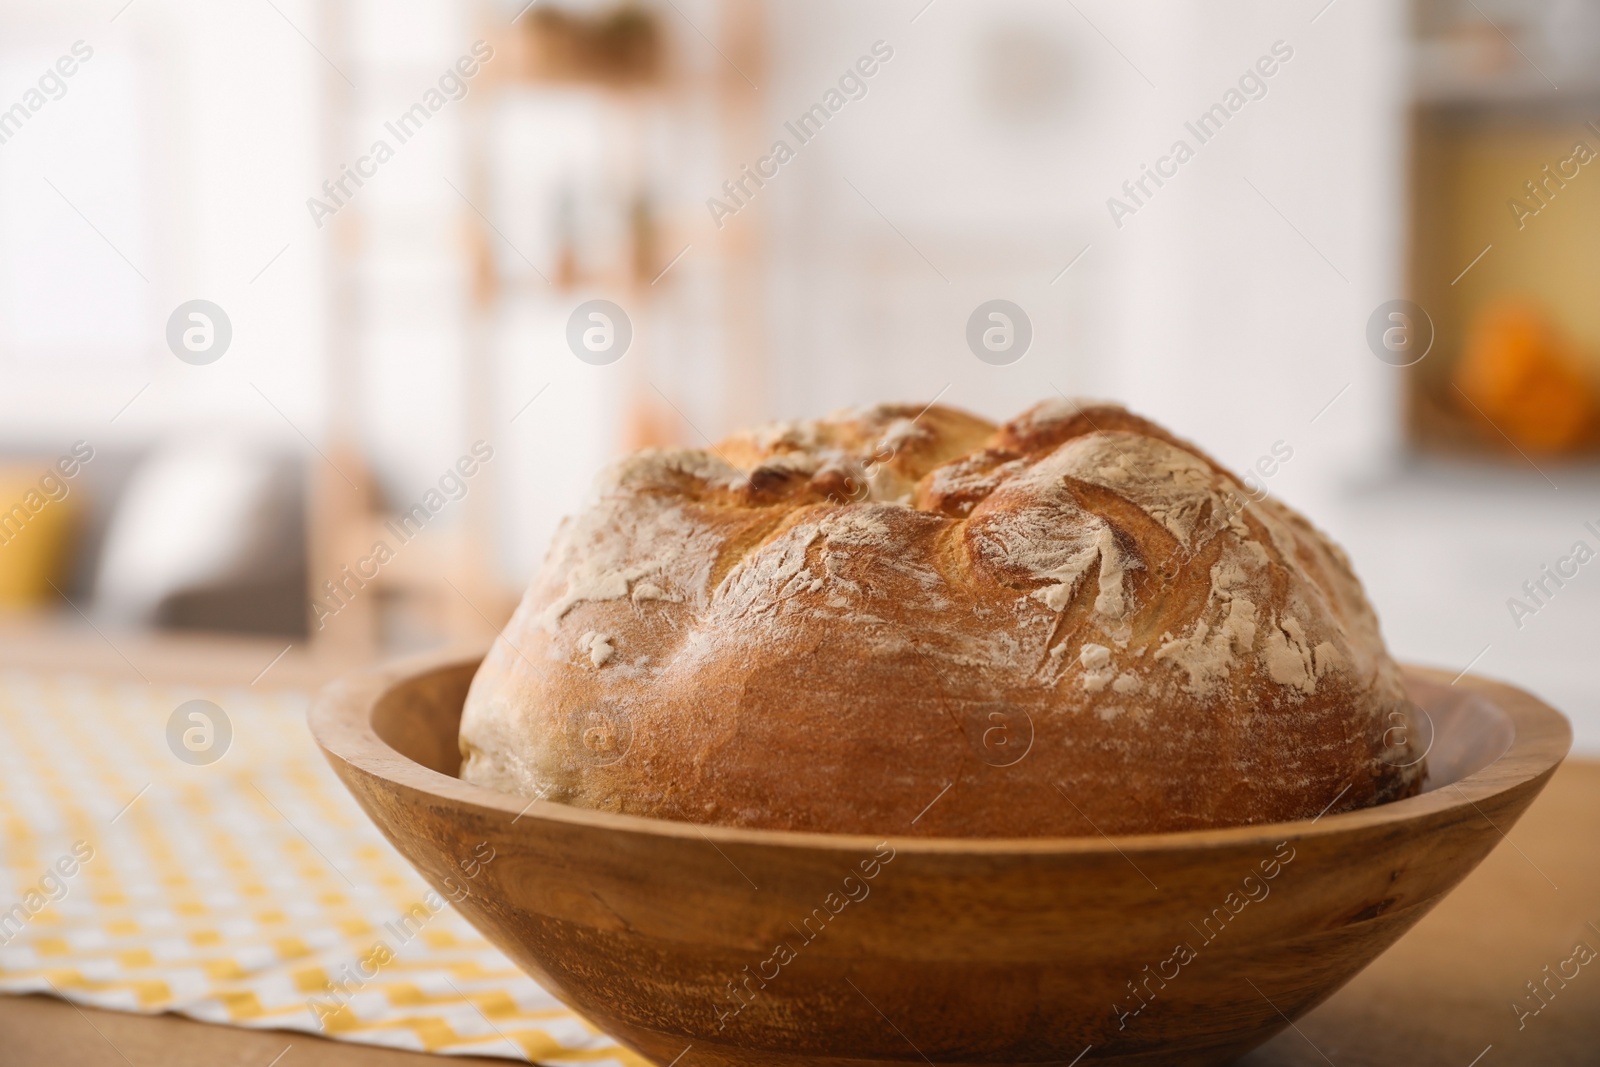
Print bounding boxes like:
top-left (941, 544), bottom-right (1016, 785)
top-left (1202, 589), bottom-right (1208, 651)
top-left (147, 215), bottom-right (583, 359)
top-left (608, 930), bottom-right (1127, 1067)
top-left (459, 399), bottom-right (1423, 836)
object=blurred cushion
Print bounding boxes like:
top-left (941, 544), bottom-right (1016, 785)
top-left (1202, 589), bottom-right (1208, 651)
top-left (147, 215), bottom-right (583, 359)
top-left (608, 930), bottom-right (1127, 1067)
top-left (93, 439), bottom-right (306, 635)
top-left (0, 465), bottom-right (81, 607)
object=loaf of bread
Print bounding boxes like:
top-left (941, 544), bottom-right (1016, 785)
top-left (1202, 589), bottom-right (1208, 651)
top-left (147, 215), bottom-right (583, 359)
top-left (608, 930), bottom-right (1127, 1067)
top-left (459, 400), bottom-right (1423, 836)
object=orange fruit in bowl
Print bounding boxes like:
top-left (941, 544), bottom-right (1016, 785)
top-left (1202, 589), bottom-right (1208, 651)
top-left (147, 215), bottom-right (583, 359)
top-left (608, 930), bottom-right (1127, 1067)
top-left (1454, 299), bottom-right (1595, 453)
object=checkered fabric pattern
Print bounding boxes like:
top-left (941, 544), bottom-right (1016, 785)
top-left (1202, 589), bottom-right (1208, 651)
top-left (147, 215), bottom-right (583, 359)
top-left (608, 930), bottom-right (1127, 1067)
top-left (0, 670), bottom-right (644, 1065)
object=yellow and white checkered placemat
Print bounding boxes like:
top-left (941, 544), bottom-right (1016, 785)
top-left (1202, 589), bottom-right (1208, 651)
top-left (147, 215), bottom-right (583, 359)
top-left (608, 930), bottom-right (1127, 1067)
top-left (0, 669), bottom-right (644, 1065)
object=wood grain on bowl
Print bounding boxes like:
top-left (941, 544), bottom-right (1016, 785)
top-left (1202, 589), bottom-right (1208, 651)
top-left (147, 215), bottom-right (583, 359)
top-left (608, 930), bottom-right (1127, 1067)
top-left (309, 653), bottom-right (1569, 1067)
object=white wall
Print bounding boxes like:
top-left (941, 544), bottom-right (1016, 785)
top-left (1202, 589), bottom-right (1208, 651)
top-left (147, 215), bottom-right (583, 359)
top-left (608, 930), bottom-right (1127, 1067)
top-left (756, 0), bottom-right (1407, 496)
top-left (0, 0), bottom-right (325, 454)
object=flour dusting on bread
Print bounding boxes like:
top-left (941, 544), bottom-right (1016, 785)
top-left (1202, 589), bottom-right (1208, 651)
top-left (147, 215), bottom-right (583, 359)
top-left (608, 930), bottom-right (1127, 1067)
top-left (460, 399), bottom-right (1421, 837)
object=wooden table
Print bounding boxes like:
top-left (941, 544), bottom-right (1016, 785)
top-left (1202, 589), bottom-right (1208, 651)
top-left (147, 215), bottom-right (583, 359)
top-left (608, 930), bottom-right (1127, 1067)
top-left (5, 761), bottom-right (1597, 1066)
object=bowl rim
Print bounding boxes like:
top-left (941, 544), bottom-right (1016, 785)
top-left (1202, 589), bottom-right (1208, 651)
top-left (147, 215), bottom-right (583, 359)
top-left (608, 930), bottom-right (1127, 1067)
top-left (308, 648), bottom-right (1571, 856)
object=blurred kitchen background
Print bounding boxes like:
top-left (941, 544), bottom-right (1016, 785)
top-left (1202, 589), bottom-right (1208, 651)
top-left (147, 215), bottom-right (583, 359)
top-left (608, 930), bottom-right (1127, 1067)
top-left (1, 0), bottom-right (1597, 748)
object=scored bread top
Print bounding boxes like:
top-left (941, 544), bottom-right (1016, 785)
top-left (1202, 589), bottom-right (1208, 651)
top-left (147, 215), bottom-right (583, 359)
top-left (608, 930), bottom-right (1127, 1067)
top-left (459, 399), bottom-right (1423, 836)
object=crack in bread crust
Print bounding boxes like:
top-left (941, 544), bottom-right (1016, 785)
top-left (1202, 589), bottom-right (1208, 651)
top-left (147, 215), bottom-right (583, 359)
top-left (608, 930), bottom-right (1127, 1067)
top-left (459, 399), bottom-right (1423, 836)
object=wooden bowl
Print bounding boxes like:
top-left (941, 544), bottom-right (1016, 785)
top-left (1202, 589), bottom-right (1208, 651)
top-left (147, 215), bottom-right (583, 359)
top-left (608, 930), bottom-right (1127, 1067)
top-left (309, 654), bottom-right (1569, 1066)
